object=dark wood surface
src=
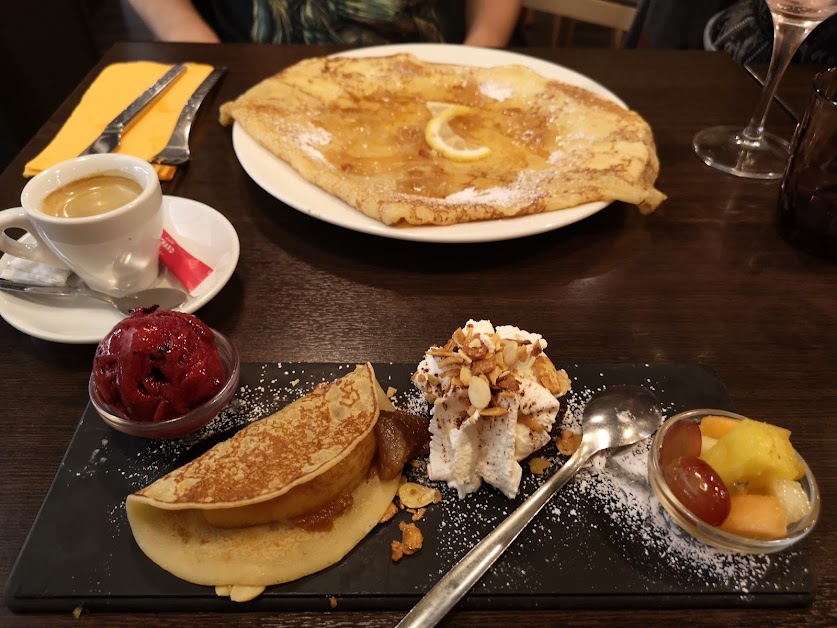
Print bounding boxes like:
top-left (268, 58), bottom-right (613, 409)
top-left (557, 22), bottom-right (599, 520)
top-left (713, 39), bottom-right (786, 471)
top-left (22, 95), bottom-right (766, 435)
top-left (745, 62), bottom-right (829, 122)
top-left (0, 44), bottom-right (834, 627)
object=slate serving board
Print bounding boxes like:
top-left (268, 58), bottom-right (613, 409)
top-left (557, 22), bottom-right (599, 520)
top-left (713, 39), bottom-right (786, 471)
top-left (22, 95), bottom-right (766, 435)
top-left (4, 363), bottom-right (814, 613)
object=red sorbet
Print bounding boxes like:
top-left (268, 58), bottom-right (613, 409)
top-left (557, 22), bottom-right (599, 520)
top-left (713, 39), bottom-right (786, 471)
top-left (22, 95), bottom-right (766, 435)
top-left (92, 307), bottom-right (225, 423)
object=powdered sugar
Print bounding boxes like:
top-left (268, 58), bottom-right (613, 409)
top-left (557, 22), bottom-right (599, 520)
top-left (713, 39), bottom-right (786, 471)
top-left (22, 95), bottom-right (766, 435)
top-left (73, 362), bottom-right (807, 605)
top-left (442, 170), bottom-right (544, 207)
top-left (479, 80), bottom-right (515, 102)
top-left (403, 369), bottom-right (804, 597)
top-left (295, 124), bottom-right (331, 163)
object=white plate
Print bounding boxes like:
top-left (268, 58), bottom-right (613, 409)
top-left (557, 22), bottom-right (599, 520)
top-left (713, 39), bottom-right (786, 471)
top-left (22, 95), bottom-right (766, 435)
top-left (0, 195), bottom-right (239, 344)
top-left (232, 43), bottom-right (627, 244)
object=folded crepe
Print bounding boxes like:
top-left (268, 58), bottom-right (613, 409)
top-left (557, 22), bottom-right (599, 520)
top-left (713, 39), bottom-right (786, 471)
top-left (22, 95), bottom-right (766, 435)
top-left (126, 364), bottom-right (401, 596)
top-left (25, 61), bottom-right (215, 181)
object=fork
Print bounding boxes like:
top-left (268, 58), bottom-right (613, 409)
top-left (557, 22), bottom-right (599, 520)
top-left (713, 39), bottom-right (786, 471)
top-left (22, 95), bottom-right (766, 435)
top-left (150, 67), bottom-right (226, 166)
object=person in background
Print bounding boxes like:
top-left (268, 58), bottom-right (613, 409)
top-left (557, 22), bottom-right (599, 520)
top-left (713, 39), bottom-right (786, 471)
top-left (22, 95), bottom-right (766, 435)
top-left (626, 0), bottom-right (836, 65)
top-left (705, 0), bottom-right (837, 65)
top-left (126, 0), bottom-right (522, 48)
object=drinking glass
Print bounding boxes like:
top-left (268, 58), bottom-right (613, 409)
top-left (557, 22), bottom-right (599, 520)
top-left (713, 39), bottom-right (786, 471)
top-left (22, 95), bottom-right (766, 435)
top-left (693, 0), bottom-right (837, 180)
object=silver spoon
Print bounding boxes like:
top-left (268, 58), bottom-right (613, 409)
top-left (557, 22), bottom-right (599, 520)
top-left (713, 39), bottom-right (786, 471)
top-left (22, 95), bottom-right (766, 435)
top-left (0, 279), bottom-right (188, 315)
top-left (396, 385), bottom-right (663, 628)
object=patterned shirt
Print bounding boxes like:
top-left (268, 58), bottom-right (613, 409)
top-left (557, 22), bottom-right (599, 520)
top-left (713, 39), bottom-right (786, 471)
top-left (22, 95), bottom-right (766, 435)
top-left (194, 0), bottom-right (444, 45)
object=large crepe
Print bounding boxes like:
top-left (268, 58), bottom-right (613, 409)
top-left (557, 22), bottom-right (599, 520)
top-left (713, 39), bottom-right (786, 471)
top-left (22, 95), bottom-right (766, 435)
top-left (220, 53), bottom-right (665, 226)
top-left (126, 364), bottom-right (400, 591)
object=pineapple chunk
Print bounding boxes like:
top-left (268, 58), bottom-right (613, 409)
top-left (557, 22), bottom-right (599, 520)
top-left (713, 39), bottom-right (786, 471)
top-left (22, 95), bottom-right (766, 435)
top-left (701, 435), bottom-right (718, 454)
top-left (700, 415), bottom-right (741, 440)
top-left (700, 419), bottom-right (804, 490)
top-left (768, 479), bottom-right (812, 524)
top-left (720, 494), bottom-right (788, 539)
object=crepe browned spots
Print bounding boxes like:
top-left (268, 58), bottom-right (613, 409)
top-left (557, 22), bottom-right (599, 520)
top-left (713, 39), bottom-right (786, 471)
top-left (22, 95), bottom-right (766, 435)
top-left (220, 53), bottom-right (665, 226)
top-left (126, 364), bottom-right (400, 593)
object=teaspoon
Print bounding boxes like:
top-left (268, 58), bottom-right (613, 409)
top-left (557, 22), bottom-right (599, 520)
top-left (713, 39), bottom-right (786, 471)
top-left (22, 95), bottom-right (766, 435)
top-left (396, 385), bottom-right (663, 628)
top-left (0, 279), bottom-right (188, 315)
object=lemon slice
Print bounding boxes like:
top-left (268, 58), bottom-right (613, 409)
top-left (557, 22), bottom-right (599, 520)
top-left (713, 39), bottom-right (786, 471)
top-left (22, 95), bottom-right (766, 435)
top-left (424, 102), bottom-right (491, 162)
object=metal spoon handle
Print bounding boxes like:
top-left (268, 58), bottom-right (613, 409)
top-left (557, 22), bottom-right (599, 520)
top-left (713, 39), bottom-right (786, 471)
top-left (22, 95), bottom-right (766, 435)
top-left (0, 279), bottom-right (103, 299)
top-left (396, 439), bottom-right (600, 628)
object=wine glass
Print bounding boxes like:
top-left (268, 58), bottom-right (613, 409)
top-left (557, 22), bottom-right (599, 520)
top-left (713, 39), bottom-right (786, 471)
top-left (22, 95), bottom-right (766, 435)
top-left (693, 0), bottom-right (837, 179)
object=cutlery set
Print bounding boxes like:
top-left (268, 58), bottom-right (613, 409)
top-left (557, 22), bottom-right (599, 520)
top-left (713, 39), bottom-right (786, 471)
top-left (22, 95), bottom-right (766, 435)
top-left (3, 63), bottom-right (226, 312)
top-left (81, 63), bottom-right (226, 165)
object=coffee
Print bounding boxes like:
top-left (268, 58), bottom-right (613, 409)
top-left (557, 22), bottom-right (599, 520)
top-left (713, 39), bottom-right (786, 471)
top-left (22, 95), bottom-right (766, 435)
top-left (41, 174), bottom-right (142, 218)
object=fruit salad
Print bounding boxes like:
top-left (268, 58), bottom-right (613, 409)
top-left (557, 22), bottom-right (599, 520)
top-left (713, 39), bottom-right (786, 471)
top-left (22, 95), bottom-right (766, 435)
top-left (659, 413), bottom-right (812, 540)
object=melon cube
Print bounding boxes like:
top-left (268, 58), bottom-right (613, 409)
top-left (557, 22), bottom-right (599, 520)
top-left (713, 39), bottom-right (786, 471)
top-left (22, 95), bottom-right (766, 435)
top-left (700, 418), bottom-right (804, 490)
top-left (768, 478), bottom-right (812, 524)
top-left (720, 494), bottom-right (788, 539)
top-left (699, 415), bottom-right (741, 440)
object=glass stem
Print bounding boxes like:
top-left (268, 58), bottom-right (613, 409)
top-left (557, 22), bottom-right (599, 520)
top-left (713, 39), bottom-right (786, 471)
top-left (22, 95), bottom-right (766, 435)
top-left (740, 19), bottom-right (813, 142)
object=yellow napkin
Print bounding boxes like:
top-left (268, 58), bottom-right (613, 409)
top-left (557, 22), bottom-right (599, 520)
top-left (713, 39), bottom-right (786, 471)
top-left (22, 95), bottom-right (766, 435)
top-left (24, 61), bottom-right (215, 181)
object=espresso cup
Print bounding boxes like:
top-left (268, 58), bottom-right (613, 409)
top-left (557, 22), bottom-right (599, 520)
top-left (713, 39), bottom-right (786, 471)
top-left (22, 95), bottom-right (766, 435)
top-left (0, 154), bottom-right (163, 296)
top-left (777, 67), bottom-right (837, 260)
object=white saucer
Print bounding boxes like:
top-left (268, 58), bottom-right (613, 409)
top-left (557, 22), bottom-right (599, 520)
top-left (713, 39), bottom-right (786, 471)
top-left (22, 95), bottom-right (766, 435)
top-left (0, 196), bottom-right (239, 344)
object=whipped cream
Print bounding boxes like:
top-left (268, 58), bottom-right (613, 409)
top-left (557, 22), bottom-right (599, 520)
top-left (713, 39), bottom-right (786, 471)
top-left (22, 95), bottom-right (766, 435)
top-left (413, 320), bottom-right (570, 499)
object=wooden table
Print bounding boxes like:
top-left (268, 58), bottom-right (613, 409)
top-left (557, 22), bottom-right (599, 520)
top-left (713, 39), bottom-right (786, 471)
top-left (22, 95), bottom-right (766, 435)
top-left (0, 44), bottom-right (833, 627)
top-left (744, 62), bottom-right (828, 122)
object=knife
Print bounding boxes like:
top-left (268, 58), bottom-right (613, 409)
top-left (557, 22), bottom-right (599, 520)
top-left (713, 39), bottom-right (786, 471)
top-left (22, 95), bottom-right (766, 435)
top-left (150, 66), bottom-right (227, 166)
top-left (79, 63), bottom-right (187, 156)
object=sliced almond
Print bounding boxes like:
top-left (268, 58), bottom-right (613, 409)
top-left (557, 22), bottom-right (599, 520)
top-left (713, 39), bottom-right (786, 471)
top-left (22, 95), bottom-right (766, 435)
top-left (468, 376), bottom-right (491, 409)
top-left (519, 412), bottom-right (545, 433)
top-left (391, 522), bottom-right (424, 562)
top-left (528, 457), bottom-right (552, 475)
top-left (460, 365), bottom-right (472, 385)
top-left (470, 358), bottom-right (494, 376)
top-left (502, 341), bottom-right (518, 368)
top-left (379, 501), bottom-right (398, 523)
top-left (398, 482), bottom-right (438, 509)
top-left (488, 365), bottom-right (502, 386)
top-left (463, 339), bottom-right (488, 360)
top-left (556, 429), bottom-right (582, 455)
top-left (439, 368), bottom-right (460, 380)
top-left (391, 541), bottom-right (406, 562)
top-left (495, 373), bottom-right (520, 392)
top-left (480, 406), bottom-right (508, 417)
top-left (533, 354), bottom-right (565, 395)
top-left (400, 522), bottom-right (424, 553)
top-left (386, 386), bottom-right (397, 398)
top-left (439, 355), bottom-right (464, 368)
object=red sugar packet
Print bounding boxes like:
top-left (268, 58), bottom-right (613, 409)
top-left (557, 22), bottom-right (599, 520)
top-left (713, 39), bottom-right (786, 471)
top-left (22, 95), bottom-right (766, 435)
top-left (159, 230), bottom-right (213, 293)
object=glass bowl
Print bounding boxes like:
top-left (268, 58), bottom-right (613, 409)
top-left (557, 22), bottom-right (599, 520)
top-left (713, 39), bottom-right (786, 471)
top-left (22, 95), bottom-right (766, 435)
top-left (89, 329), bottom-right (240, 439)
top-left (648, 408), bottom-right (820, 554)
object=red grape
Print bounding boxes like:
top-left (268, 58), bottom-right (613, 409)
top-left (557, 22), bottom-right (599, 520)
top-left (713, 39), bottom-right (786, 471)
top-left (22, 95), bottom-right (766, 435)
top-left (663, 456), bottom-right (731, 526)
top-left (660, 420), bottom-right (702, 468)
